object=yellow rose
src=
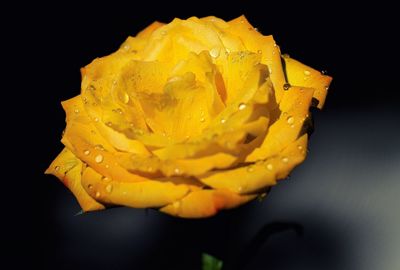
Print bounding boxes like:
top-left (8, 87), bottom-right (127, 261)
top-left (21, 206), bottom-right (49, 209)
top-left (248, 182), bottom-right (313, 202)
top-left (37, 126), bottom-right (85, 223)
top-left (46, 16), bottom-right (332, 218)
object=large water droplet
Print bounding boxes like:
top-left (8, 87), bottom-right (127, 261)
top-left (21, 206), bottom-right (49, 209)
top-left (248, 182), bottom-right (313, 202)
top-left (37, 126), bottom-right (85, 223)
top-left (238, 103), bottom-right (246, 110)
top-left (95, 154), bottom-right (104, 163)
top-left (121, 92), bottom-right (130, 104)
top-left (265, 163), bottom-right (273, 171)
top-left (297, 145), bottom-right (303, 150)
top-left (209, 47), bottom-right (220, 58)
top-left (287, 116), bottom-right (294, 124)
top-left (105, 184), bottom-right (113, 193)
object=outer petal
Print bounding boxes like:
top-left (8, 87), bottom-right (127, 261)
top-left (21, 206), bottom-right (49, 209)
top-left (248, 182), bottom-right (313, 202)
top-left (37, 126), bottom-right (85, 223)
top-left (246, 86), bottom-right (314, 162)
top-left (45, 148), bottom-right (105, 211)
top-left (160, 189), bottom-right (256, 218)
top-left (283, 56), bottom-right (332, 109)
top-left (198, 134), bottom-right (308, 194)
top-left (227, 15), bottom-right (286, 104)
top-left (81, 167), bottom-right (189, 208)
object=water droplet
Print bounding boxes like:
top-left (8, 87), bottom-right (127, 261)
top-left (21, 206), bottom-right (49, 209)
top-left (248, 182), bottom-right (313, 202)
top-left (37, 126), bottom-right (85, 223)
top-left (297, 145), bottom-right (303, 150)
top-left (173, 201), bottom-right (180, 209)
top-left (55, 166), bottom-right (60, 171)
top-left (134, 129), bottom-right (144, 135)
top-left (304, 70), bottom-right (311, 76)
top-left (282, 53), bottom-right (290, 58)
top-left (94, 145), bottom-right (104, 151)
top-left (121, 92), bottom-right (130, 104)
top-left (266, 163), bottom-right (273, 171)
top-left (101, 176), bottom-right (110, 181)
top-left (174, 167), bottom-right (181, 174)
top-left (209, 47), bottom-right (220, 58)
top-left (106, 122), bottom-right (112, 127)
top-left (88, 85), bottom-right (95, 91)
top-left (83, 97), bottom-right (88, 104)
top-left (95, 191), bottom-right (101, 198)
top-left (114, 108), bottom-right (123, 115)
top-left (254, 27), bottom-right (259, 32)
top-left (283, 83), bottom-right (291, 90)
top-left (325, 86), bottom-right (329, 91)
top-left (84, 150), bottom-right (90, 156)
top-left (200, 117), bottom-right (205, 123)
top-left (105, 164), bottom-right (110, 169)
top-left (287, 116), bottom-right (294, 125)
top-left (290, 124), bottom-right (295, 128)
top-left (220, 118), bottom-right (226, 124)
top-left (257, 50), bottom-right (262, 54)
top-left (94, 117), bottom-right (99, 122)
top-left (247, 166), bottom-right (254, 172)
top-left (74, 109), bottom-right (79, 114)
top-left (281, 157), bottom-right (289, 163)
top-left (321, 70), bottom-right (328, 75)
top-left (123, 44), bottom-right (131, 51)
top-left (268, 67), bottom-right (273, 74)
top-left (105, 184), bottom-right (113, 193)
top-left (95, 154), bottom-right (104, 163)
top-left (238, 103), bottom-right (246, 110)
top-left (161, 30), bottom-right (167, 35)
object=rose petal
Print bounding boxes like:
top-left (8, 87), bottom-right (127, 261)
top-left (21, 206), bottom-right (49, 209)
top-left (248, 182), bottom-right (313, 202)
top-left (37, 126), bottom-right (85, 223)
top-left (198, 134), bottom-right (308, 194)
top-left (45, 148), bottom-right (105, 211)
top-left (283, 55), bottom-right (333, 109)
top-left (81, 167), bottom-right (189, 208)
top-left (160, 189), bottom-right (256, 218)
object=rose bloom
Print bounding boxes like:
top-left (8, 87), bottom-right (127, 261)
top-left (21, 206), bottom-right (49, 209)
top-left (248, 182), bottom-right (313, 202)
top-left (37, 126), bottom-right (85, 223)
top-left (46, 16), bottom-right (332, 218)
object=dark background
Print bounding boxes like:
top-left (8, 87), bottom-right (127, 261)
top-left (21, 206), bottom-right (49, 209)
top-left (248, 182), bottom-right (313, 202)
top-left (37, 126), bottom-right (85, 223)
top-left (7, 1), bottom-right (399, 269)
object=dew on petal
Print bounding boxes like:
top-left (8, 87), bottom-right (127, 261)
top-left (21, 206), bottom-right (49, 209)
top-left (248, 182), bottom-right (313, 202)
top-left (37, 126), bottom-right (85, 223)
top-left (95, 191), bottom-right (101, 198)
top-left (88, 184), bottom-right (93, 189)
top-left (247, 166), bottom-right (254, 172)
top-left (281, 157), bottom-right (289, 163)
top-left (304, 70), bottom-right (311, 76)
top-left (74, 109), bottom-right (79, 114)
top-left (283, 83), bottom-right (291, 90)
top-left (55, 166), bottom-right (60, 171)
top-left (95, 154), bottom-right (104, 163)
top-left (265, 163), bottom-right (273, 171)
top-left (238, 103), bottom-right (246, 110)
top-left (209, 47), bottom-right (220, 58)
top-left (84, 150), bottom-right (90, 156)
top-left (287, 116), bottom-right (294, 125)
top-left (105, 184), bottom-right (113, 193)
top-left (297, 145), bottom-right (303, 150)
top-left (220, 118), bottom-right (226, 124)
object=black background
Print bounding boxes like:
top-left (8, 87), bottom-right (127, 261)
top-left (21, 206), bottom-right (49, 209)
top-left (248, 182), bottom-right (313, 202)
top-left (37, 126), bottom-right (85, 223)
top-left (6, 1), bottom-right (399, 269)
